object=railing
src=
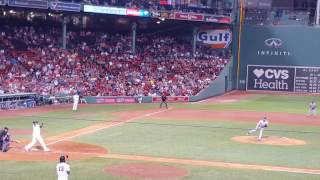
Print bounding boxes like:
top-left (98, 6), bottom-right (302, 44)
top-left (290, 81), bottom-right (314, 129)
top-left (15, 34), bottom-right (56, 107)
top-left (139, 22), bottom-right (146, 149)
top-left (0, 93), bottom-right (36, 110)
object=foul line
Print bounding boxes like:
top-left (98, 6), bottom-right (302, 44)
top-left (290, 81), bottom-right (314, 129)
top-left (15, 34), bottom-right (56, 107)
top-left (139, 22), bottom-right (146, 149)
top-left (99, 153), bottom-right (320, 175)
top-left (47, 108), bottom-right (171, 145)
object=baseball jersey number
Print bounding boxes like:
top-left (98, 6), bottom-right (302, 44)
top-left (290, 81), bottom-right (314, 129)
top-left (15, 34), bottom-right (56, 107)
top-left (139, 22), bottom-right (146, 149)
top-left (58, 166), bottom-right (64, 171)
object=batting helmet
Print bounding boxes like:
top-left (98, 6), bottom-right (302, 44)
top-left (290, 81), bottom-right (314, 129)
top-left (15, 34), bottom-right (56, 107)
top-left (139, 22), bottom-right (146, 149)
top-left (59, 155), bottom-right (66, 163)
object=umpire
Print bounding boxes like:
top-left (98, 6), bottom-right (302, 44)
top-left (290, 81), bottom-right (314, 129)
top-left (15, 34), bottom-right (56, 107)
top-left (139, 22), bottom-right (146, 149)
top-left (160, 93), bottom-right (168, 109)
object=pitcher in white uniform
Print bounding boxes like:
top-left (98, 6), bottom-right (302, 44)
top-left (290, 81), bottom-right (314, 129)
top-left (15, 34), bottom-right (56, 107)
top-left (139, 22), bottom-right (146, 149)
top-left (247, 117), bottom-right (269, 141)
top-left (24, 121), bottom-right (50, 151)
top-left (56, 155), bottom-right (70, 180)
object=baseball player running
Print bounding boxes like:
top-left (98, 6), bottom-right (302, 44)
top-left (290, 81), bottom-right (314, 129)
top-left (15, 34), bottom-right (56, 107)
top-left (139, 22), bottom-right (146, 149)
top-left (309, 100), bottom-right (317, 116)
top-left (24, 121), bottom-right (50, 152)
top-left (56, 155), bottom-right (70, 180)
top-left (247, 117), bottom-right (269, 141)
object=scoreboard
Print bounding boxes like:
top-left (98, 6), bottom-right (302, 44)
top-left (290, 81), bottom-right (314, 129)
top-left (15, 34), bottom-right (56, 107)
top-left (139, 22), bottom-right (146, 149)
top-left (295, 67), bottom-right (320, 93)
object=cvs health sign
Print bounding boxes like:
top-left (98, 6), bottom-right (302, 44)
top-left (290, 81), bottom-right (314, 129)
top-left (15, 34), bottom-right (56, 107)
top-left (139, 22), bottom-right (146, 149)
top-left (246, 65), bottom-right (295, 92)
top-left (197, 29), bottom-right (232, 48)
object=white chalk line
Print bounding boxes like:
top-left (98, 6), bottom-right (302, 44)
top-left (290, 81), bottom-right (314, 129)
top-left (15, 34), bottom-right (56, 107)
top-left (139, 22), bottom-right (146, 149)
top-left (98, 154), bottom-right (320, 175)
top-left (47, 108), bottom-right (170, 146)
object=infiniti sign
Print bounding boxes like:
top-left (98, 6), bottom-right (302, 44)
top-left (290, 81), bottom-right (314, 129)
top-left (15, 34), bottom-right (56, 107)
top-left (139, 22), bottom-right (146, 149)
top-left (257, 37), bottom-right (291, 57)
top-left (264, 38), bottom-right (282, 48)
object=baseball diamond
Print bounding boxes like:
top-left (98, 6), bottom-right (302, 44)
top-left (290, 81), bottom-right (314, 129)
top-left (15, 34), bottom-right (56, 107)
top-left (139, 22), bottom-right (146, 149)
top-left (1, 1), bottom-right (320, 180)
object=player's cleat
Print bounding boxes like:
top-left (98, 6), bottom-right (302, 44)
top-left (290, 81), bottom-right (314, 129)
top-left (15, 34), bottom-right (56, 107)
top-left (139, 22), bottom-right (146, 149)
top-left (44, 148), bottom-right (51, 152)
top-left (24, 147), bottom-right (29, 151)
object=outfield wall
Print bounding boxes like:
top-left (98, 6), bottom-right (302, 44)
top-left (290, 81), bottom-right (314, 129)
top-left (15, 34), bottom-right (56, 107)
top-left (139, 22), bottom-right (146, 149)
top-left (238, 25), bottom-right (320, 92)
top-left (190, 61), bottom-right (233, 101)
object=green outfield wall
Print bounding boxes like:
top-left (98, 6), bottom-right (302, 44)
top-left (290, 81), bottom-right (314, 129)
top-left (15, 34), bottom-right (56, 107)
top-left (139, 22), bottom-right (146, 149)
top-left (237, 25), bottom-right (320, 91)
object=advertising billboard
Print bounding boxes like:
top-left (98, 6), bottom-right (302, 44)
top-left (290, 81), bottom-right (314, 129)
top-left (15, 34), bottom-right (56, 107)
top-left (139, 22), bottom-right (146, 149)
top-left (247, 65), bottom-right (320, 93)
top-left (84, 5), bottom-right (126, 15)
top-left (50, 1), bottom-right (81, 12)
top-left (8, 0), bottom-right (48, 9)
top-left (197, 29), bottom-right (232, 48)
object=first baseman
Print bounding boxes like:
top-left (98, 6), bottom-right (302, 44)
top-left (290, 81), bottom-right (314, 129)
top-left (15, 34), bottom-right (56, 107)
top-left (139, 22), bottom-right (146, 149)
top-left (72, 93), bottom-right (79, 111)
top-left (24, 121), bottom-right (50, 152)
top-left (247, 117), bottom-right (269, 141)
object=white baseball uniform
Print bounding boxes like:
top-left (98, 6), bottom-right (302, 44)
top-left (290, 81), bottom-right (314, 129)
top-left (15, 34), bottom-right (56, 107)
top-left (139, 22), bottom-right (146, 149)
top-left (309, 101), bottom-right (317, 116)
top-left (56, 162), bottom-right (70, 180)
top-left (72, 94), bottom-right (79, 111)
top-left (24, 123), bottom-right (50, 151)
top-left (248, 119), bottom-right (269, 140)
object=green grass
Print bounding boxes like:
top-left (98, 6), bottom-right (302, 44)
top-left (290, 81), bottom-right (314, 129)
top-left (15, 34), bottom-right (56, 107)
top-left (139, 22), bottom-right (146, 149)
top-left (75, 119), bottom-right (320, 169)
top-left (1, 93), bottom-right (320, 179)
top-left (0, 104), bottom-right (157, 139)
top-left (174, 94), bottom-right (320, 114)
top-left (0, 158), bottom-right (319, 180)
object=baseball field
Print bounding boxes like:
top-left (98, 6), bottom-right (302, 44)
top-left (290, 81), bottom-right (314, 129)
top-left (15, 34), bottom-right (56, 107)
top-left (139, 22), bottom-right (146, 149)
top-left (0, 91), bottom-right (320, 180)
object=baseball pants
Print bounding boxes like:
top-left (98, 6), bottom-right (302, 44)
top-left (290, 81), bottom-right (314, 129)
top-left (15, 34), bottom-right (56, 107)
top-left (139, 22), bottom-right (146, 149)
top-left (72, 101), bottom-right (78, 111)
top-left (25, 135), bottom-right (49, 151)
top-left (2, 141), bottom-right (10, 152)
top-left (160, 102), bottom-right (168, 109)
top-left (248, 128), bottom-right (265, 140)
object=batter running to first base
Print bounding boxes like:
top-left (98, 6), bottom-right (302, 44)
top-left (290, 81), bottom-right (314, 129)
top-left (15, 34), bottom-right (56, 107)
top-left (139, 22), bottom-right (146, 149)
top-left (56, 155), bottom-right (70, 180)
top-left (24, 121), bottom-right (50, 152)
top-left (247, 117), bottom-right (269, 141)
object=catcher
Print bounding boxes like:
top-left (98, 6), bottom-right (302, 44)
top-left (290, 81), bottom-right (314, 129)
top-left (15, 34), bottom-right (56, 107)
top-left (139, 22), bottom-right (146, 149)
top-left (247, 117), bottom-right (269, 141)
top-left (0, 127), bottom-right (10, 152)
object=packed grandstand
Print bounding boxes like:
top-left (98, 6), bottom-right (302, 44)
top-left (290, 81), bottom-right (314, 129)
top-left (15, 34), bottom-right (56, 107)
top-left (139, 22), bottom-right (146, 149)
top-left (0, 5), bottom-right (231, 97)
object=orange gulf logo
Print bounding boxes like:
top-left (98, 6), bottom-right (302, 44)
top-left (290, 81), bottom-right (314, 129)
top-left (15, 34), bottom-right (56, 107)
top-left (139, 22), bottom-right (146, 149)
top-left (197, 29), bottom-right (232, 48)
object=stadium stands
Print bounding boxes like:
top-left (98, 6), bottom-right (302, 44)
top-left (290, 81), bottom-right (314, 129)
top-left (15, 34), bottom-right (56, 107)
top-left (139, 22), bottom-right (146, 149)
top-left (0, 25), bottom-right (230, 97)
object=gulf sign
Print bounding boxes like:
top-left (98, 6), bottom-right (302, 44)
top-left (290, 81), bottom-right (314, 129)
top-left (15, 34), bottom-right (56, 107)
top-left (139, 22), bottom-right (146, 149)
top-left (197, 29), bottom-right (232, 48)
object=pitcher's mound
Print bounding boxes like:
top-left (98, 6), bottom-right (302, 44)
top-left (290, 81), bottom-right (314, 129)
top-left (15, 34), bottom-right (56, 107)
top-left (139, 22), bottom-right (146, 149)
top-left (232, 136), bottom-right (306, 146)
top-left (103, 163), bottom-right (189, 179)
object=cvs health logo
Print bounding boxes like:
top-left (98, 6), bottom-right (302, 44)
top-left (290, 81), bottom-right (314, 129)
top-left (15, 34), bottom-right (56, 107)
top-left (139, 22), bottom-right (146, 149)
top-left (253, 68), bottom-right (289, 79)
top-left (247, 65), bottom-right (294, 92)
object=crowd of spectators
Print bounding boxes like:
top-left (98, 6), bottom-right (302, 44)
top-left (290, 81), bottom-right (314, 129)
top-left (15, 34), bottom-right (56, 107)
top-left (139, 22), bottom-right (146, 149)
top-left (0, 25), bottom-right (230, 97)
